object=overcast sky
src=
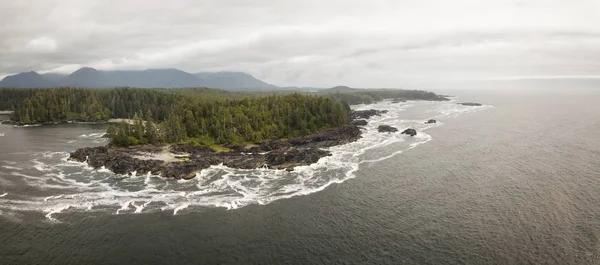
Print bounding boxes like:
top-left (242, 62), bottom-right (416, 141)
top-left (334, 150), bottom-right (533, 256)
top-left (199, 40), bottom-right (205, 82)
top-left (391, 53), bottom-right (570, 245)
top-left (1, 0), bottom-right (600, 87)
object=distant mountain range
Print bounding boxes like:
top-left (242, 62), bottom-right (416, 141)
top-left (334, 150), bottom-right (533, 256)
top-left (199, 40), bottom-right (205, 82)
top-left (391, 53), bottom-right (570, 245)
top-left (0, 68), bottom-right (283, 91)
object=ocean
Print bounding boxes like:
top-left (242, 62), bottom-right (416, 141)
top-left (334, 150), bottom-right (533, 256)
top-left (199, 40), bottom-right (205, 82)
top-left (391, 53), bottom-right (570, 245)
top-left (1, 81), bottom-right (599, 264)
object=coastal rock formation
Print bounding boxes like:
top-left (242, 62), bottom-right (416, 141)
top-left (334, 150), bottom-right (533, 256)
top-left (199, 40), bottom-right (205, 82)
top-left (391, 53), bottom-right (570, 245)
top-left (350, 119), bottom-right (368, 126)
top-left (401, 128), bottom-right (417, 136)
top-left (287, 125), bottom-right (361, 148)
top-left (350, 109), bottom-right (388, 120)
top-left (425, 119), bottom-right (437, 124)
top-left (266, 148), bottom-right (331, 170)
top-left (69, 125), bottom-right (362, 179)
top-left (377, 125), bottom-right (399, 133)
top-left (460, 102), bottom-right (482, 106)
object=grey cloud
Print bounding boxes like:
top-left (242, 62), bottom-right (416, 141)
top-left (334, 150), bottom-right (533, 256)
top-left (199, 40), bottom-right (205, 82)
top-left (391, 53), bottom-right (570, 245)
top-left (1, 0), bottom-right (600, 87)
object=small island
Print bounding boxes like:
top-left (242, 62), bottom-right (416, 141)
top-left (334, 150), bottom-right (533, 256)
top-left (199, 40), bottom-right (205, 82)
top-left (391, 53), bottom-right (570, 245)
top-left (0, 86), bottom-right (449, 179)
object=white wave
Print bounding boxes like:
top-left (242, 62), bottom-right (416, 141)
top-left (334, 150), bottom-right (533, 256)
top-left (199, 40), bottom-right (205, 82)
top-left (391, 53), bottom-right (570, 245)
top-left (116, 200), bottom-right (133, 215)
top-left (10, 172), bottom-right (40, 180)
top-left (45, 205), bottom-right (71, 222)
top-left (0, 98), bottom-right (493, 221)
top-left (173, 203), bottom-right (190, 215)
top-left (79, 133), bottom-right (105, 138)
top-left (2, 165), bottom-right (22, 170)
top-left (0, 193), bottom-right (7, 198)
top-left (97, 166), bottom-right (111, 173)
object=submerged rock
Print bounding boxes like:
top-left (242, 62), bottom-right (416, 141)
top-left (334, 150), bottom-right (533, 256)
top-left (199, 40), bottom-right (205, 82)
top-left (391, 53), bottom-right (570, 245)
top-left (401, 128), bottom-right (417, 137)
top-left (425, 119), bottom-right (436, 124)
top-left (377, 125), bottom-right (399, 133)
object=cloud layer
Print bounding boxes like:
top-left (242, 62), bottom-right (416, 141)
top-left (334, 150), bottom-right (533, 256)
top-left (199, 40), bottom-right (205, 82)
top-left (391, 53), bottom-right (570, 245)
top-left (2, 0), bottom-right (600, 87)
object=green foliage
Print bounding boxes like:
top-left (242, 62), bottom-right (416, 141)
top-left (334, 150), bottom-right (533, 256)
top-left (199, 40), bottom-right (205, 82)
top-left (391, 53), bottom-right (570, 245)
top-left (322, 89), bottom-right (448, 105)
top-left (0, 86), bottom-right (446, 147)
top-left (0, 87), bottom-right (179, 123)
top-left (109, 93), bottom-right (350, 147)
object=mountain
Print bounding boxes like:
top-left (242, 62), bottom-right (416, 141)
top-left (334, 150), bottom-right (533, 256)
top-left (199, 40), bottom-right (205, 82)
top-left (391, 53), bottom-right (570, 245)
top-left (60, 67), bottom-right (112, 88)
top-left (195, 72), bottom-right (278, 90)
top-left (0, 71), bottom-right (55, 88)
top-left (1, 68), bottom-right (280, 90)
top-left (105, 68), bottom-right (202, 88)
top-left (40, 73), bottom-right (67, 83)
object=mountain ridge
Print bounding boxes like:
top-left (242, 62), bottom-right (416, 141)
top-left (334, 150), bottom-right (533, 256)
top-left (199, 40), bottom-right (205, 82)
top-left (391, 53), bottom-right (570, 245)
top-left (0, 68), bottom-right (282, 91)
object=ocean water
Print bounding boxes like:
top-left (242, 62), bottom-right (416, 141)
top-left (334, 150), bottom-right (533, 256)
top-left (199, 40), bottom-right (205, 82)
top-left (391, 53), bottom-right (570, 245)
top-left (1, 83), bottom-right (599, 264)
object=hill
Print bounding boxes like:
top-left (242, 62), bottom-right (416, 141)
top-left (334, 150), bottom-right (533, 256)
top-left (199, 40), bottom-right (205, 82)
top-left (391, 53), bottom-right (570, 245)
top-left (195, 72), bottom-right (278, 90)
top-left (0, 68), bottom-right (279, 90)
top-left (0, 71), bottom-right (55, 88)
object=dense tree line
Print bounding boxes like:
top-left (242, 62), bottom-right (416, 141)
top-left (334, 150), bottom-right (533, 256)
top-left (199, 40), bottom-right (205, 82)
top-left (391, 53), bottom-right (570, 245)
top-left (107, 94), bottom-right (350, 146)
top-left (0, 87), bottom-right (446, 146)
top-left (0, 88), bottom-right (181, 123)
top-left (322, 89), bottom-right (448, 105)
top-left (0, 87), bottom-right (350, 146)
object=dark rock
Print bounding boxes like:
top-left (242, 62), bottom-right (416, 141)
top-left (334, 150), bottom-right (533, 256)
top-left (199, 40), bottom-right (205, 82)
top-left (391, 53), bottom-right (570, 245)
top-left (258, 139), bottom-right (290, 152)
top-left (351, 109), bottom-right (388, 120)
top-left (68, 146), bottom-right (108, 162)
top-left (69, 146), bottom-right (164, 175)
top-left (425, 119), bottom-right (436, 124)
top-left (225, 144), bottom-right (246, 152)
top-left (460, 102), bottom-right (482, 106)
top-left (401, 128), bottom-right (417, 136)
top-left (350, 119), bottom-right (368, 126)
top-left (267, 148), bottom-right (331, 170)
top-left (170, 144), bottom-right (214, 155)
top-left (377, 125), bottom-right (399, 133)
top-left (69, 124), bottom-right (363, 179)
top-left (288, 125), bottom-right (361, 148)
top-left (221, 153), bottom-right (266, 169)
top-left (162, 160), bottom-right (213, 179)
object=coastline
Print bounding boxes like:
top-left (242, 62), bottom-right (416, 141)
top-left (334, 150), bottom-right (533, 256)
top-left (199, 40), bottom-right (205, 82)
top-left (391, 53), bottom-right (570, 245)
top-left (69, 125), bottom-right (364, 179)
top-left (66, 99), bottom-right (482, 180)
top-left (68, 108), bottom-right (401, 179)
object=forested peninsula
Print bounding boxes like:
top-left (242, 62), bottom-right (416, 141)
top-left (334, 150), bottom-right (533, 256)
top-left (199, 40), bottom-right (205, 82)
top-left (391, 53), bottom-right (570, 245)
top-left (0, 87), bottom-right (448, 178)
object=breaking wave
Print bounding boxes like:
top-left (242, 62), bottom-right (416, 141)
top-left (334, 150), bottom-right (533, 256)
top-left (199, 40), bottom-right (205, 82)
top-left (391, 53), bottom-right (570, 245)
top-left (0, 99), bottom-right (492, 221)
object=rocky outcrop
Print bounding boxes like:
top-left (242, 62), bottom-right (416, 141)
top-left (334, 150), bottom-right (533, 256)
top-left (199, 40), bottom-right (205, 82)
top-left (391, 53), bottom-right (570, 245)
top-left (377, 125), bottom-right (399, 133)
top-left (350, 119), bottom-right (368, 126)
top-left (69, 146), bottom-right (165, 175)
top-left (351, 109), bottom-right (388, 120)
top-left (266, 148), bottom-right (331, 170)
top-left (287, 125), bottom-right (361, 148)
top-left (460, 102), bottom-right (482, 106)
top-left (425, 119), bottom-right (436, 124)
top-left (170, 144), bottom-right (214, 155)
top-left (401, 128), bottom-right (417, 136)
top-left (69, 125), bottom-right (362, 179)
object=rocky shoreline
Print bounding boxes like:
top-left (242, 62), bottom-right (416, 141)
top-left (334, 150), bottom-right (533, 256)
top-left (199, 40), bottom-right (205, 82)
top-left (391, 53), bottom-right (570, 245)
top-left (69, 125), bottom-right (363, 179)
top-left (68, 108), bottom-right (428, 180)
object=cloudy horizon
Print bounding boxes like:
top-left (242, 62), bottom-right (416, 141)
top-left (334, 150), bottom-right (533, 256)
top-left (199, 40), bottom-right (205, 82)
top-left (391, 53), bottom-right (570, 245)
top-left (1, 0), bottom-right (600, 87)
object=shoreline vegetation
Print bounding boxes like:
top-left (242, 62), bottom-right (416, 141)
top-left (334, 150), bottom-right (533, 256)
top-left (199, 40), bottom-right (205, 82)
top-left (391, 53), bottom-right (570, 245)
top-left (0, 86), bottom-right (450, 179)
